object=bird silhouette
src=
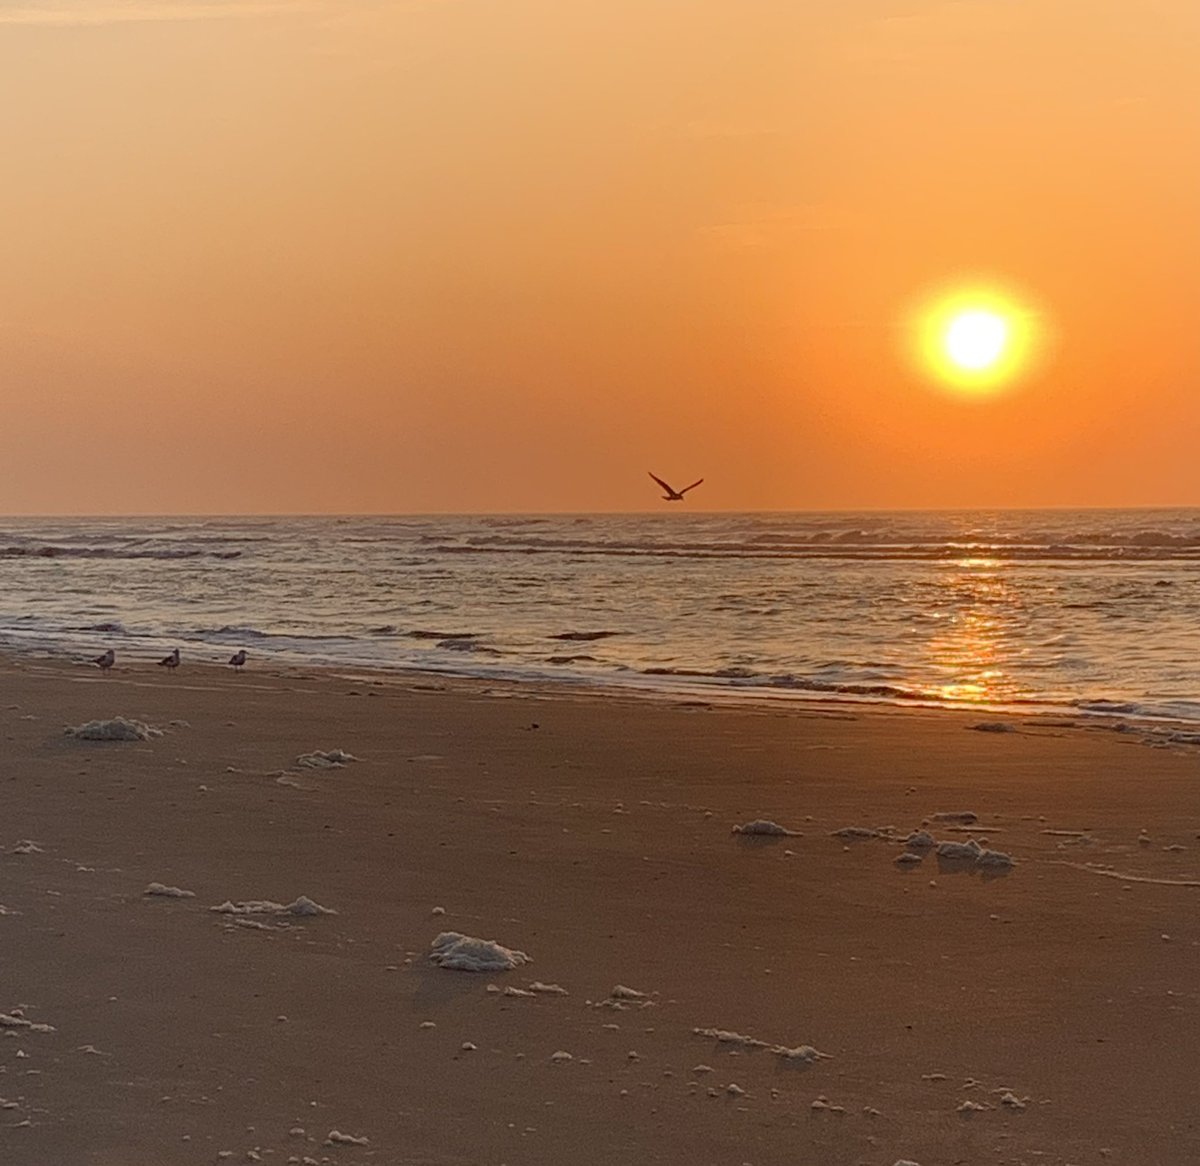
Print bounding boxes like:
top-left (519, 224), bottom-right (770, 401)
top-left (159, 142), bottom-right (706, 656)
top-left (92, 649), bottom-right (115, 673)
top-left (648, 471), bottom-right (703, 502)
top-left (158, 648), bottom-right (180, 670)
top-left (228, 650), bottom-right (247, 671)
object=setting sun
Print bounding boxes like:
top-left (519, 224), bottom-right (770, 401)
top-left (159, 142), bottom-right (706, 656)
top-left (945, 309), bottom-right (1009, 371)
top-left (912, 285), bottom-right (1044, 396)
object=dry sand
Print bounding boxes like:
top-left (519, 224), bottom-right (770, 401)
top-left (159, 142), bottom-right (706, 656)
top-left (2, 654), bottom-right (1199, 1164)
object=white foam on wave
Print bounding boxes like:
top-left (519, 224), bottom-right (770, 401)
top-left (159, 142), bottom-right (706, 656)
top-left (10, 840), bottom-right (43, 855)
top-left (66, 717), bottom-right (162, 742)
top-left (429, 931), bottom-right (530, 971)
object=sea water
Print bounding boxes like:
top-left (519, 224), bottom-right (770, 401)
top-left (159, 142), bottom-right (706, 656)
top-left (2, 510), bottom-right (1199, 721)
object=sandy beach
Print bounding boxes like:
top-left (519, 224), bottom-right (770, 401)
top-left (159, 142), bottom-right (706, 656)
top-left (2, 654), bottom-right (1199, 1166)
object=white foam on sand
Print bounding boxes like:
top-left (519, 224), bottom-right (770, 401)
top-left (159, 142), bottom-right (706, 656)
top-left (429, 931), bottom-right (530, 971)
top-left (692, 1027), bottom-right (829, 1063)
top-left (11, 840), bottom-right (43, 855)
top-left (210, 896), bottom-right (336, 917)
top-left (810, 1095), bottom-right (844, 1112)
top-left (732, 820), bottom-right (800, 837)
top-left (997, 1089), bottom-right (1028, 1108)
top-left (296, 750), bottom-right (358, 769)
top-left (957, 1099), bottom-right (991, 1113)
top-left (325, 1130), bottom-right (369, 1146)
top-left (1060, 863), bottom-right (1200, 888)
top-left (593, 985), bottom-right (655, 1010)
top-left (66, 717), bottom-right (162, 742)
top-left (610, 985), bottom-right (647, 1000)
top-left (935, 839), bottom-right (1015, 868)
top-left (144, 883), bottom-right (195, 899)
top-left (0, 1012), bottom-right (54, 1034)
top-left (774, 1045), bottom-right (827, 1064)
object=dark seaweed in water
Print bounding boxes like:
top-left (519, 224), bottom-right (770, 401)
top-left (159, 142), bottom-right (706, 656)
top-left (437, 638), bottom-right (502, 656)
top-left (550, 631), bottom-right (620, 641)
top-left (407, 630), bottom-right (479, 640)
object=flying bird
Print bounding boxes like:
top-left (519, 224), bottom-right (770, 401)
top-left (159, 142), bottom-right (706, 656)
top-left (228, 650), bottom-right (247, 671)
top-left (648, 471), bottom-right (703, 502)
top-left (92, 649), bottom-right (115, 673)
top-left (158, 648), bottom-right (180, 670)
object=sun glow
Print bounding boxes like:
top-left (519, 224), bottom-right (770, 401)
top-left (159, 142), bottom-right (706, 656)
top-left (911, 285), bottom-right (1045, 395)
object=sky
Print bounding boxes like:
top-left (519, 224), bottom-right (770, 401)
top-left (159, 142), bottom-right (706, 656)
top-left (1, 0), bottom-right (1197, 513)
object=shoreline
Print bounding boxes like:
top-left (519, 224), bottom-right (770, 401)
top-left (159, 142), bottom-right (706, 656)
top-left (9, 645), bottom-right (1200, 743)
top-left (3, 653), bottom-right (1200, 1163)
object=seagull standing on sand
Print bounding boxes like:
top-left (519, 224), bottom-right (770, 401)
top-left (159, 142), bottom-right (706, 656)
top-left (158, 648), bottom-right (180, 671)
top-left (228, 650), bottom-right (247, 671)
top-left (92, 649), bottom-right (115, 673)
top-left (648, 471), bottom-right (704, 502)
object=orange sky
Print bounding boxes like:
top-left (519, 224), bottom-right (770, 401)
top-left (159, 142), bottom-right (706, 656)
top-left (1, 0), bottom-right (1197, 513)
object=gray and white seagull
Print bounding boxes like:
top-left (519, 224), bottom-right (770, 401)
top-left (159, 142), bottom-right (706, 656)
top-left (648, 471), bottom-right (704, 502)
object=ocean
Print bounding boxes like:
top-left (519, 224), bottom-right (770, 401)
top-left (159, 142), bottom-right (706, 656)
top-left (2, 510), bottom-right (1199, 722)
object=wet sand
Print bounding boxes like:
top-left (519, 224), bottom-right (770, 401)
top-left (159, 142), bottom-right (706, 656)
top-left (2, 654), bottom-right (1199, 1165)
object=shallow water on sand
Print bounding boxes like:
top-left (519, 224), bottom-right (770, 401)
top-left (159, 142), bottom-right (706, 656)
top-left (2, 510), bottom-right (1199, 721)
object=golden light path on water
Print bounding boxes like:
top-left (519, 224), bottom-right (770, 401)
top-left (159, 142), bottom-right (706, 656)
top-left (924, 559), bottom-right (1016, 705)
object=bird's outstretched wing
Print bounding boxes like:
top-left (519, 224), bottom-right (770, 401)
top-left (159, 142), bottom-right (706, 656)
top-left (679, 479), bottom-right (704, 494)
top-left (648, 471), bottom-right (675, 494)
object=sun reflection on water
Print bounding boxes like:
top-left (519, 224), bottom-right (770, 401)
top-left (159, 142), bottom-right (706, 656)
top-left (924, 560), bottom-right (1019, 705)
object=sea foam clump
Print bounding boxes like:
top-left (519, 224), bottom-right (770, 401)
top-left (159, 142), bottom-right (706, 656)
top-left (144, 883), bottom-right (195, 899)
top-left (936, 839), bottom-right (1015, 868)
top-left (429, 931), bottom-right (530, 971)
top-left (296, 749), bottom-right (358, 768)
top-left (692, 1027), bottom-right (829, 1062)
top-left (0, 1011), bottom-right (55, 1034)
top-left (66, 717), bottom-right (162, 742)
top-left (211, 896), bottom-right (336, 917)
top-left (732, 819), bottom-right (800, 837)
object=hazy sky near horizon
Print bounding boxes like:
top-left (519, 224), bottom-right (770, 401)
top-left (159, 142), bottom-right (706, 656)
top-left (2, 0), bottom-right (1197, 513)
